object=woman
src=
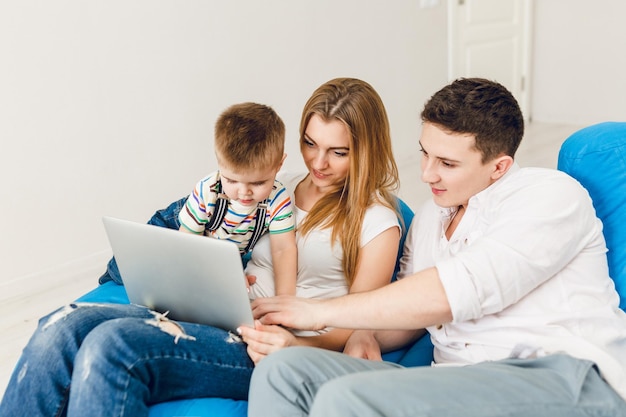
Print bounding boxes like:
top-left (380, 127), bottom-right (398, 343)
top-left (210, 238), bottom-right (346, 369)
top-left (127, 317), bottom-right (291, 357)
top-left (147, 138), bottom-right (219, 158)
top-left (0, 78), bottom-right (402, 416)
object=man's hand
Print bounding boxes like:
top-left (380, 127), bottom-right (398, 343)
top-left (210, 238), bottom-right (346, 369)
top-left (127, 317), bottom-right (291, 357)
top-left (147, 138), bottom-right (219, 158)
top-left (343, 330), bottom-right (383, 361)
top-left (251, 295), bottom-right (327, 331)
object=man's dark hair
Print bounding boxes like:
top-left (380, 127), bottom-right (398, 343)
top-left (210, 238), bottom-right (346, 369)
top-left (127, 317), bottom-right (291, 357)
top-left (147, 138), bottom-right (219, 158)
top-left (421, 78), bottom-right (524, 162)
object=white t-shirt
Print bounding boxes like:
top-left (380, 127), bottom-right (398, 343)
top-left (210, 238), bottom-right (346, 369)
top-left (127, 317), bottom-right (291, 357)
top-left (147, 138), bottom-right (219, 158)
top-left (247, 172), bottom-right (400, 301)
top-left (399, 163), bottom-right (626, 400)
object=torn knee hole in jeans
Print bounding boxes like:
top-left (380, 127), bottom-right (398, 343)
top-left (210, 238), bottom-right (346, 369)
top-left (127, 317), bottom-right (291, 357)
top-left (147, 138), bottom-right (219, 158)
top-left (145, 311), bottom-right (197, 343)
top-left (42, 303), bottom-right (106, 330)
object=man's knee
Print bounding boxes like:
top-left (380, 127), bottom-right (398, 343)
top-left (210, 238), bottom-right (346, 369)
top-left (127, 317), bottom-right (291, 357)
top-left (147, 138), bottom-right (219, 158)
top-left (312, 377), bottom-right (351, 413)
top-left (253, 347), bottom-right (309, 386)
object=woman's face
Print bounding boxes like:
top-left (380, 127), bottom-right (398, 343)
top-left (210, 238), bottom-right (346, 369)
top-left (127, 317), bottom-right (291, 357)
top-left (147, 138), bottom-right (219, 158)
top-left (301, 113), bottom-right (351, 191)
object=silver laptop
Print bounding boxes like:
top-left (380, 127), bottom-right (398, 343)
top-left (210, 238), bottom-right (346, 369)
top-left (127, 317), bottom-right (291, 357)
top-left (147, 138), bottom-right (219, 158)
top-left (102, 216), bottom-right (254, 332)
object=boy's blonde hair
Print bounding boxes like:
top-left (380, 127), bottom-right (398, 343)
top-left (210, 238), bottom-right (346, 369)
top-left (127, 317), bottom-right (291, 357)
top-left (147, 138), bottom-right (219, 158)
top-left (214, 102), bottom-right (285, 170)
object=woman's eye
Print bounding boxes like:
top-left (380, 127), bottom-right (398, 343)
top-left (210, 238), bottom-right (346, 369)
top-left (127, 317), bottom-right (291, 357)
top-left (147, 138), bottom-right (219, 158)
top-left (334, 151), bottom-right (348, 157)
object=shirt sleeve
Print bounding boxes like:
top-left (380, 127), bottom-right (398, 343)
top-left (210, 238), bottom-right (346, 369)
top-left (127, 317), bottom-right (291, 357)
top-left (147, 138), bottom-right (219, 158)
top-left (436, 170), bottom-right (602, 323)
top-left (361, 204), bottom-right (400, 246)
top-left (267, 181), bottom-right (295, 234)
top-left (178, 172), bottom-right (219, 233)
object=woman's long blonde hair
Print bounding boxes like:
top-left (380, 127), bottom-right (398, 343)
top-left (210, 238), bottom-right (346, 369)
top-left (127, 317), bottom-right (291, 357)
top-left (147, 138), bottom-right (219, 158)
top-left (298, 78), bottom-right (400, 286)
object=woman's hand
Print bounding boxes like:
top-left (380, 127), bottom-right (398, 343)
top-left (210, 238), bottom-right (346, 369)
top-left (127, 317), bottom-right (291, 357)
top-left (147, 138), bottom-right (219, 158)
top-left (238, 320), bottom-right (297, 364)
top-left (343, 330), bottom-right (382, 361)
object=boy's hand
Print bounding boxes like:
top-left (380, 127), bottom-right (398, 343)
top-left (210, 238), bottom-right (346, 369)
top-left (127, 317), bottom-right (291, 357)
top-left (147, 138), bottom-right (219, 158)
top-left (245, 274), bottom-right (257, 291)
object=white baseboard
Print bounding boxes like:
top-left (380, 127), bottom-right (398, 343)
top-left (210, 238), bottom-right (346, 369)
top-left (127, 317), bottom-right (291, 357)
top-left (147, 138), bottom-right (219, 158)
top-left (0, 250), bottom-right (113, 398)
top-left (0, 250), bottom-right (112, 302)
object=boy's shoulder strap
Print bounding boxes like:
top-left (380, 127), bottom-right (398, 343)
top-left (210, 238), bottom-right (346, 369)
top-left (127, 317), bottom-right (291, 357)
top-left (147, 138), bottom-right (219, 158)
top-left (205, 179), bottom-right (269, 254)
top-left (205, 180), bottom-right (229, 232)
top-left (243, 199), bottom-right (270, 254)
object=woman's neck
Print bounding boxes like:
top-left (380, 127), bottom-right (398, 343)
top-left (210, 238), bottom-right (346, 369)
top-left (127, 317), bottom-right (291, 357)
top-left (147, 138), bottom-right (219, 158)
top-left (295, 174), bottom-right (329, 211)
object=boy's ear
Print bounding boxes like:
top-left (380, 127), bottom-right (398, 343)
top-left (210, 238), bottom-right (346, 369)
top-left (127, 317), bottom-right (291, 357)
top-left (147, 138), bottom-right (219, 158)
top-left (490, 155), bottom-right (514, 181)
top-left (278, 153), bottom-right (287, 168)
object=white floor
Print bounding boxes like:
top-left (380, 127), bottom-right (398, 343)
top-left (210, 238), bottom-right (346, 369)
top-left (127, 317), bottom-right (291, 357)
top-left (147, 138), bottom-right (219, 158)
top-left (0, 121), bottom-right (585, 399)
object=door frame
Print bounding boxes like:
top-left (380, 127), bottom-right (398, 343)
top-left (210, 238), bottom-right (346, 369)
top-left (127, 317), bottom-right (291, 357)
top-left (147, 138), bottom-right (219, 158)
top-left (447, 0), bottom-right (534, 120)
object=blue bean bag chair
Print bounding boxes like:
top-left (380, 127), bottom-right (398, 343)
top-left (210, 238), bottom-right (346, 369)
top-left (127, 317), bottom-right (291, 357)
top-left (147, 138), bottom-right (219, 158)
top-left (557, 121), bottom-right (626, 311)
top-left (77, 197), bottom-right (434, 416)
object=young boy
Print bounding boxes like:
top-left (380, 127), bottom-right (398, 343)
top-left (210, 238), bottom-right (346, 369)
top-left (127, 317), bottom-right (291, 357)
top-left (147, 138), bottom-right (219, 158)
top-left (178, 102), bottom-right (297, 296)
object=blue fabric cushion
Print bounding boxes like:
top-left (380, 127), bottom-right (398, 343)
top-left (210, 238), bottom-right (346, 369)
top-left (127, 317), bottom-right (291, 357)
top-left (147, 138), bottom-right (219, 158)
top-left (148, 398), bottom-right (248, 417)
top-left (557, 122), bottom-right (626, 310)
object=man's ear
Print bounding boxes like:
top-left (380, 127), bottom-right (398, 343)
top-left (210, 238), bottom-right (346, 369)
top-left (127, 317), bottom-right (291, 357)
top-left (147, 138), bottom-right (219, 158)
top-left (491, 155), bottom-right (514, 180)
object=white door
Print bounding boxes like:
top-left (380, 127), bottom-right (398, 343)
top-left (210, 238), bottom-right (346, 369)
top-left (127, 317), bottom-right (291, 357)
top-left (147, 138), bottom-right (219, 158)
top-left (448, 0), bottom-right (533, 120)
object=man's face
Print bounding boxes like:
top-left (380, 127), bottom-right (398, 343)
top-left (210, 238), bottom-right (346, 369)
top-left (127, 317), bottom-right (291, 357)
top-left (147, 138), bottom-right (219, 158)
top-left (419, 122), bottom-right (500, 209)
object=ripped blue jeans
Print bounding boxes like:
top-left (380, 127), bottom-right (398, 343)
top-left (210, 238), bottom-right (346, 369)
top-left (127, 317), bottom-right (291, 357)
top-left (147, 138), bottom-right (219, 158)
top-left (0, 302), bottom-right (253, 417)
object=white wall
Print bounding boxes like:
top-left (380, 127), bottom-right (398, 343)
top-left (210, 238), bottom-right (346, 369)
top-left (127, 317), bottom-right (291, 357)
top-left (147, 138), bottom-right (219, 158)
top-left (0, 1), bottom-right (448, 288)
top-left (531, 0), bottom-right (626, 124)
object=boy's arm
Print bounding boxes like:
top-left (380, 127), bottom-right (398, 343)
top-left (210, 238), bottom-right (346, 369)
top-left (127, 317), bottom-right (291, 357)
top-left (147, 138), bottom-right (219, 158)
top-left (178, 224), bottom-right (195, 234)
top-left (269, 230), bottom-right (298, 296)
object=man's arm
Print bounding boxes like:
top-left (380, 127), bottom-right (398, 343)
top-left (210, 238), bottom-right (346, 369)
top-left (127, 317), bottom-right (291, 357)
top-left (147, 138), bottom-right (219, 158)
top-left (252, 266), bottom-right (452, 331)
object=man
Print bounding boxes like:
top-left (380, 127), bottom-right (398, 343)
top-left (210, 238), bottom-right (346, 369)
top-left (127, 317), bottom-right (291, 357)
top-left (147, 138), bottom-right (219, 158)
top-left (245, 78), bottom-right (626, 417)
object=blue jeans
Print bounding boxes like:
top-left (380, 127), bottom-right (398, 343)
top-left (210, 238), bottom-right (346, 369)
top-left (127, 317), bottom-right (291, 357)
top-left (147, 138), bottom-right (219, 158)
top-left (249, 346), bottom-right (626, 417)
top-left (0, 302), bottom-right (253, 417)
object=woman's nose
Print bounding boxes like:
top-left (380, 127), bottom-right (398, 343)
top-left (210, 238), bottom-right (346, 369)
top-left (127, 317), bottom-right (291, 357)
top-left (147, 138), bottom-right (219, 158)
top-left (312, 151), bottom-right (328, 169)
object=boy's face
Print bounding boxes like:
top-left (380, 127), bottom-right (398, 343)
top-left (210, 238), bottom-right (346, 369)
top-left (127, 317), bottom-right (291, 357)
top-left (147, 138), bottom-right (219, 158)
top-left (419, 122), bottom-right (504, 209)
top-left (218, 163), bottom-right (281, 207)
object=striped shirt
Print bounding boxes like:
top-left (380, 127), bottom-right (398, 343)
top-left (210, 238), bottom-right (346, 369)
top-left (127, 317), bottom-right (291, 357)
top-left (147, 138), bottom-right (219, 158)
top-left (178, 171), bottom-right (294, 254)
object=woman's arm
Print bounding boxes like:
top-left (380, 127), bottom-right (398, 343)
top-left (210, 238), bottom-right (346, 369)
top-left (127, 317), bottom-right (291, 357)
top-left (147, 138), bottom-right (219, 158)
top-left (294, 225), bottom-right (400, 348)
top-left (240, 225), bottom-right (401, 361)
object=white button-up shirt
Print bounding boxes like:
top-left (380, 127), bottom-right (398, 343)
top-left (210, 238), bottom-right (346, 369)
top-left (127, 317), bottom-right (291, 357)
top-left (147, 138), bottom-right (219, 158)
top-left (399, 164), bottom-right (626, 399)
